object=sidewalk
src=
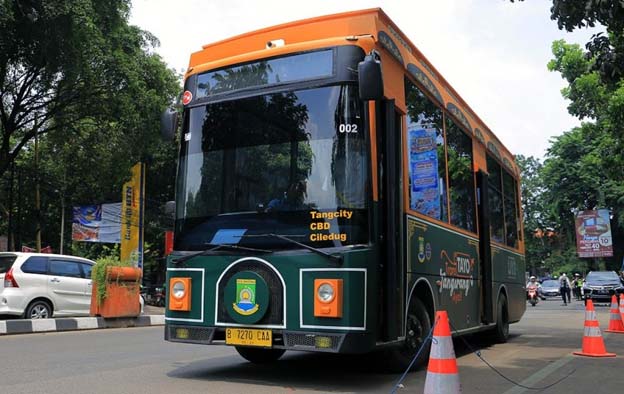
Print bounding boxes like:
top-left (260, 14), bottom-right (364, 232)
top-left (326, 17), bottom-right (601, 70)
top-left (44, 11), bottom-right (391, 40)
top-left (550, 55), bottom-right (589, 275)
top-left (0, 306), bottom-right (165, 336)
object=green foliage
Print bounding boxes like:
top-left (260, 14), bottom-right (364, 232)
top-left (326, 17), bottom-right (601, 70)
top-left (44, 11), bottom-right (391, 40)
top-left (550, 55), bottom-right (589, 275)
top-left (0, 0), bottom-right (180, 284)
top-left (512, 0), bottom-right (624, 86)
top-left (91, 254), bottom-right (132, 306)
top-left (511, 2), bottom-right (624, 275)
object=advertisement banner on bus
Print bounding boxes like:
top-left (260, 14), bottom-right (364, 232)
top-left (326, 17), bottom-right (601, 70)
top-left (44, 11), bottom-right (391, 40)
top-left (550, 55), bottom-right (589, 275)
top-left (408, 128), bottom-right (441, 220)
top-left (575, 209), bottom-right (613, 258)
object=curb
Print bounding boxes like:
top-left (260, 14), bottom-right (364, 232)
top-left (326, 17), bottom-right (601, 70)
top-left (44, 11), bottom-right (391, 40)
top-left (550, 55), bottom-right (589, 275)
top-left (0, 315), bottom-right (164, 336)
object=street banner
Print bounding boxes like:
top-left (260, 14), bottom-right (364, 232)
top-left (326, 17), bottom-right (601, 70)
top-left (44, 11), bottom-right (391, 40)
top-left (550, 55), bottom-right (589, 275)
top-left (120, 163), bottom-right (145, 268)
top-left (71, 203), bottom-right (122, 243)
top-left (575, 209), bottom-right (613, 258)
top-left (21, 245), bottom-right (53, 253)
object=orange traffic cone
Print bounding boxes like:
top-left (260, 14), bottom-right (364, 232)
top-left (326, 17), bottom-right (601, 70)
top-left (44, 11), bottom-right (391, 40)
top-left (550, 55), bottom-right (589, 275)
top-left (620, 294), bottom-right (624, 323)
top-left (605, 295), bottom-right (624, 333)
top-left (573, 299), bottom-right (616, 357)
top-left (424, 311), bottom-right (461, 394)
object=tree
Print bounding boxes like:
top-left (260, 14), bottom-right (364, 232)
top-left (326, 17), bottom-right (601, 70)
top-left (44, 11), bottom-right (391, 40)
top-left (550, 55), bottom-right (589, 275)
top-left (0, 0), bottom-right (176, 179)
top-left (0, 0), bottom-right (180, 279)
top-left (540, 39), bottom-right (624, 271)
top-left (511, 0), bottom-right (624, 85)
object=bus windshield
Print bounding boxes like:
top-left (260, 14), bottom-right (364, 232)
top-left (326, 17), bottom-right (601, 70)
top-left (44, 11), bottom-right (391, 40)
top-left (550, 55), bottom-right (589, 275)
top-left (175, 84), bottom-right (369, 251)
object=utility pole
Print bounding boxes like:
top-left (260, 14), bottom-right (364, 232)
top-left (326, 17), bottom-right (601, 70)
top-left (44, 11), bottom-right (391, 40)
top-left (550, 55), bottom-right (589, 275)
top-left (7, 162), bottom-right (14, 251)
top-left (35, 132), bottom-right (41, 252)
top-left (59, 194), bottom-right (65, 255)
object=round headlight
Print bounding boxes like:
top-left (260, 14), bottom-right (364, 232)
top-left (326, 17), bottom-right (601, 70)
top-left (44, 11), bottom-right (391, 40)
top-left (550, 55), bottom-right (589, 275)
top-left (172, 281), bottom-right (186, 299)
top-left (317, 283), bottom-right (335, 303)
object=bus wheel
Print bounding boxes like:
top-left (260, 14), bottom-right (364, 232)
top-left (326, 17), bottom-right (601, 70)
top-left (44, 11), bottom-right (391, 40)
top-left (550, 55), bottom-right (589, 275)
top-left (494, 294), bottom-right (509, 343)
top-left (235, 347), bottom-right (285, 363)
top-left (385, 298), bottom-right (431, 372)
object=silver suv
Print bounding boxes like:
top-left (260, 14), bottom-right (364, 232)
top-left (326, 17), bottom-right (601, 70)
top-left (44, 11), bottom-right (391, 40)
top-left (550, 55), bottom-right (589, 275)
top-left (0, 252), bottom-right (95, 319)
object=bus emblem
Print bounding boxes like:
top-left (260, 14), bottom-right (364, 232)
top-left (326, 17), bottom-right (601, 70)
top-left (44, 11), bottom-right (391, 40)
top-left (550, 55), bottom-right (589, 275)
top-left (418, 236), bottom-right (426, 263)
top-left (233, 279), bottom-right (259, 315)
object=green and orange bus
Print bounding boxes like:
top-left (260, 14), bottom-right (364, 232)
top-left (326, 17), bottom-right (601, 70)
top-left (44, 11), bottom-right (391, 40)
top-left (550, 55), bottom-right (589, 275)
top-left (161, 8), bottom-right (526, 369)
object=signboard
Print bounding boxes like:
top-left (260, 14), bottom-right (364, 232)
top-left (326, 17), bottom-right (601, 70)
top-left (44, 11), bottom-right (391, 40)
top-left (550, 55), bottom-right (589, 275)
top-left (408, 128), bottom-right (441, 219)
top-left (121, 163), bottom-right (145, 268)
top-left (72, 203), bottom-right (122, 243)
top-left (575, 209), bottom-right (613, 258)
top-left (21, 245), bottom-right (53, 253)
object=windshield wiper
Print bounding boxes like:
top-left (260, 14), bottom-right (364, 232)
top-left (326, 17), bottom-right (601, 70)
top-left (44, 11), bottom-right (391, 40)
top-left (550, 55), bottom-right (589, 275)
top-left (239, 233), bottom-right (343, 264)
top-left (173, 243), bottom-right (273, 265)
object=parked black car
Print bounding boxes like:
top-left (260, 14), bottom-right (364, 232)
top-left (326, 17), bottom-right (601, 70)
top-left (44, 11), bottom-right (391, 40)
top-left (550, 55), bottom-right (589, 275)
top-left (582, 271), bottom-right (624, 304)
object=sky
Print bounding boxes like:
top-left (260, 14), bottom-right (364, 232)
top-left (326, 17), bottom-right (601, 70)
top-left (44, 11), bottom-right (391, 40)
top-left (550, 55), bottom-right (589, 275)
top-left (129, 0), bottom-right (601, 159)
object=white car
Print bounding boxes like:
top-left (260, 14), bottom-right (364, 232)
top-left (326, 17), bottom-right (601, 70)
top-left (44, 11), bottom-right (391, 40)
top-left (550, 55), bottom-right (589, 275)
top-left (0, 252), bottom-right (96, 319)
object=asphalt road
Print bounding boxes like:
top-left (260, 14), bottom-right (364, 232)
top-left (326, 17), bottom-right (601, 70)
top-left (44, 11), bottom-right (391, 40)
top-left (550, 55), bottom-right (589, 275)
top-left (2, 298), bottom-right (623, 394)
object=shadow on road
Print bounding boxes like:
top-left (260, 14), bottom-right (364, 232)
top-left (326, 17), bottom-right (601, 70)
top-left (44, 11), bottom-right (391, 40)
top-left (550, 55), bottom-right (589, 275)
top-left (167, 350), bottom-right (407, 392)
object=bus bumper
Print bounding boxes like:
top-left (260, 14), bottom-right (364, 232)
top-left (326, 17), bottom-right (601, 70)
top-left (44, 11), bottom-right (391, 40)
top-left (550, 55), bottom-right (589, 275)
top-left (165, 324), bottom-right (375, 354)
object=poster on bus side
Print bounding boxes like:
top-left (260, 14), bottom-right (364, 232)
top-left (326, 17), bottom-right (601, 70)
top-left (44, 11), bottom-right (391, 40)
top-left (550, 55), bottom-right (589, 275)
top-left (408, 128), bottom-right (440, 220)
top-left (575, 209), bottom-right (613, 258)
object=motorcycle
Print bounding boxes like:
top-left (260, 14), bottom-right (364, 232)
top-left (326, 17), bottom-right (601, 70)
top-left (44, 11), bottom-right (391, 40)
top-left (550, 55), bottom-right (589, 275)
top-left (153, 287), bottom-right (166, 307)
top-left (527, 286), bottom-right (539, 306)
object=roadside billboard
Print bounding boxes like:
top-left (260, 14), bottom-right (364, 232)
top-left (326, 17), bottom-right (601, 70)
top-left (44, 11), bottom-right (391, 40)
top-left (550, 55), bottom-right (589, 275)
top-left (72, 203), bottom-right (122, 243)
top-left (575, 209), bottom-right (613, 258)
top-left (120, 163), bottom-right (145, 268)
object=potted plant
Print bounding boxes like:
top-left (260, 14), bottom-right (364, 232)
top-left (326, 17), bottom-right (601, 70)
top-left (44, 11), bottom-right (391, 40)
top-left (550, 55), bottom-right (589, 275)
top-left (90, 256), bottom-right (142, 318)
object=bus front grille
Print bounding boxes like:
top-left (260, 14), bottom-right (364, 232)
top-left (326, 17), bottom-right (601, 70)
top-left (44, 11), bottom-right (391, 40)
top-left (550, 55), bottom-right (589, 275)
top-left (167, 325), bottom-right (215, 344)
top-left (283, 332), bottom-right (345, 352)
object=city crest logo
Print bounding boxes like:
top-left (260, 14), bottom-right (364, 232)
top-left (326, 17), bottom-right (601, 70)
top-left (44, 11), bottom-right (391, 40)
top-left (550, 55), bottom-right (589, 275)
top-left (233, 279), bottom-right (259, 315)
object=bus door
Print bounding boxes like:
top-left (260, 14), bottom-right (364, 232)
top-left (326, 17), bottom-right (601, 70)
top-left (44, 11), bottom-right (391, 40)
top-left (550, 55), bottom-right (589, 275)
top-left (376, 99), bottom-right (405, 341)
top-left (476, 170), bottom-right (494, 323)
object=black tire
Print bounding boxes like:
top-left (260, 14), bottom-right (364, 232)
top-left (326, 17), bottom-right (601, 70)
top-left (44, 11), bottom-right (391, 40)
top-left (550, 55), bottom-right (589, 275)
top-left (494, 294), bottom-right (509, 343)
top-left (25, 300), bottom-right (52, 319)
top-left (235, 347), bottom-right (285, 363)
top-left (383, 298), bottom-right (432, 372)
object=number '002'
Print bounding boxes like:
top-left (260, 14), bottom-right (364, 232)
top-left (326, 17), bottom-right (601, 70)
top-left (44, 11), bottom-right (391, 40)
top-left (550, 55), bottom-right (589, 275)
top-left (339, 124), bottom-right (358, 133)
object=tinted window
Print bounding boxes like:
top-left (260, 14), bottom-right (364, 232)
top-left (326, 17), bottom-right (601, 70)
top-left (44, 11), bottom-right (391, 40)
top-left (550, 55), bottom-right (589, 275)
top-left (175, 85), bottom-right (368, 250)
top-left (197, 50), bottom-right (333, 98)
top-left (487, 154), bottom-right (520, 247)
top-left (81, 263), bottom-right (93, 279)
top-left (503, 171), bottom-right (519, 247)
top-left (405, 77), bottom-right (448, 222)
top-left (446, 116), bottom-right (476, 232)
top-left (487, 155), bottom-right (505, 243)
top-left (0, 255), bottom-right (17, 274)
top-left (49, 260), bottom-right (82, 278)
top-left (586, 272), bottom-right (620, 282)
top-left (542, 280), bottom-right (559, 288)
top-left (21, 257), bottom-right (48, 274)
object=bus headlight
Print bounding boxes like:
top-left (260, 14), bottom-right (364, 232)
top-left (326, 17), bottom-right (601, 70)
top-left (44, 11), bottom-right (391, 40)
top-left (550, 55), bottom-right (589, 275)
top-left (317, 282), bottom-right (335, 303)
top-left (172, 281), bottom-right (186, 299)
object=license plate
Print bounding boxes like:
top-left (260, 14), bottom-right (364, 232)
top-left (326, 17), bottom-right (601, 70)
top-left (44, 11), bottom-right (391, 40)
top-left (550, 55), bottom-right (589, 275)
top-left (225, 328), bottom-right (272, 347)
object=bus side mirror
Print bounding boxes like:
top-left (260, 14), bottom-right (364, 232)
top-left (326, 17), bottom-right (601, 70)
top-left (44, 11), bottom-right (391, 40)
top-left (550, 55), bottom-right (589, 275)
top-left (358, 53), bottom-right (383, 101)
top-left (160, 108), bottom-right (178, 141)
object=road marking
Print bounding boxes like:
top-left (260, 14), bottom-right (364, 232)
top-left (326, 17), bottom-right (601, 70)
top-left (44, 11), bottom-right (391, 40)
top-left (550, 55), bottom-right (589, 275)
top-left (31, 319), bottom-right (56, 332)
top-left (501, 354), bottom-right (575, 394)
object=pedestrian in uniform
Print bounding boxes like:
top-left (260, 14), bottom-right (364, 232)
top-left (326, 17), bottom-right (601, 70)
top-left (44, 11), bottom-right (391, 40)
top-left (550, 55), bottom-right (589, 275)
top-left (573, 273), bottom-right (583, 300)
top-left (559, 273), bottom-right (572, 305)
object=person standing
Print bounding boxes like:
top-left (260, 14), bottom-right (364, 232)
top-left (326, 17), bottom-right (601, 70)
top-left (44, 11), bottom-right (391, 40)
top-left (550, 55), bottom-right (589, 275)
top-left (573, 273), bottom-right (583, 300)
top-left (559, 273), bottom-right (572, 305)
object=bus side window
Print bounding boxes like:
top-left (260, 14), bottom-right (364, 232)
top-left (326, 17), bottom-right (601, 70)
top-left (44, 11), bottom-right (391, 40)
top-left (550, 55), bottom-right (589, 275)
top-left (404, 77), bottom-right (448, 222)
top-left (487, 155), bottom-right (505, 244)
top-left (445, 116), bottom-right (476, 233)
